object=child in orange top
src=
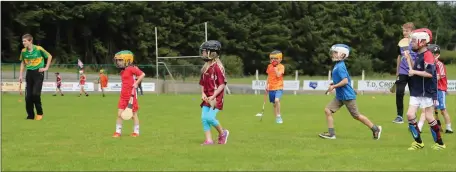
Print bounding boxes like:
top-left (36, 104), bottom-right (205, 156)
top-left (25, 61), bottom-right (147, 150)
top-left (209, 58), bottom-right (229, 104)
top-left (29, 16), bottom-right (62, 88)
top-left (266, 50), bottom-right (285, 124)
top-left (98, 69), bottom-right (108, 97)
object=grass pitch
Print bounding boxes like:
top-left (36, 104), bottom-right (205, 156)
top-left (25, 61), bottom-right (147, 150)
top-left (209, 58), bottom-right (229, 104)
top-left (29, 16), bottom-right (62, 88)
top-left (2, 93), bottom-right (456, 171)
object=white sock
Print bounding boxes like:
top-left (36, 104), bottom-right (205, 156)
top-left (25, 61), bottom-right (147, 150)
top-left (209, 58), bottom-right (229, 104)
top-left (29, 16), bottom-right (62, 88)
top-left (418, 121), bottom-right (424, 132)
top-left (277, 114), bottom-right (281, 117)
top-left (116, 124), bottom-right (122, 133)
top-left (134, 125), bottom-right (140, 134)
top-left (447, 124), bottom-right (452, 131)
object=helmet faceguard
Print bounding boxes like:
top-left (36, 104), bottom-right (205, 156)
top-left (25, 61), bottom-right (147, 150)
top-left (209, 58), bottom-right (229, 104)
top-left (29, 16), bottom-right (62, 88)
top-left (427, 44), bottom-right (441, 59)
top-left (114, 50), bottom-right (134, 68)
top-left (269, 50), bottom-right (283, 63)
top-left (200, 40), bottom-right (222, 62)
top-left (329, 44), bottom-right (350, 62)
top-left (411, 28), bottom-right (432, 51)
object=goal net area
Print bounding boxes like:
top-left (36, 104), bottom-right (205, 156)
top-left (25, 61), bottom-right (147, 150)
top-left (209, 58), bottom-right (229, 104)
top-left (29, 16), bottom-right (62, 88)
top-left (154, 23), bottom-right (231, 95)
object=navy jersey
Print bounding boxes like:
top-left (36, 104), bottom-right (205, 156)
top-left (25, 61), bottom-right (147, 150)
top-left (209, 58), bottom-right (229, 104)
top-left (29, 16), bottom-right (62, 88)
top-left (409, 50), bottom-right (437, 99)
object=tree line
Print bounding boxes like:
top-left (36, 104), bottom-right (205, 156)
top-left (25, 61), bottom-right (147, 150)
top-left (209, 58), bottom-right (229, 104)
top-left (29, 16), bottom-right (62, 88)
top-left (2, 1), bottom-right (456, 76)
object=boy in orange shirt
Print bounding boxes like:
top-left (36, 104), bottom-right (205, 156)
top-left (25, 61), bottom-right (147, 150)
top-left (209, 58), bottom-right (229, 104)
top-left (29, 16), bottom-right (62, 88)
top-left (98, 69), bottom-right (108, 97)
top-left (266, 50), bottom-right (285, 124)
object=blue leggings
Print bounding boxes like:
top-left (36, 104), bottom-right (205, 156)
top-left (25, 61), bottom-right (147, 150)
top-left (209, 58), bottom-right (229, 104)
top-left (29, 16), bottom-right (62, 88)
top-left (201, 106), bottom-right (220, 132)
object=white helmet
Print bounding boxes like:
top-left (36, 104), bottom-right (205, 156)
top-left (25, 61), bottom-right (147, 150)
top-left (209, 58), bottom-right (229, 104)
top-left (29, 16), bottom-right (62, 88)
top-left (330, 44), bottom-right (350, 61)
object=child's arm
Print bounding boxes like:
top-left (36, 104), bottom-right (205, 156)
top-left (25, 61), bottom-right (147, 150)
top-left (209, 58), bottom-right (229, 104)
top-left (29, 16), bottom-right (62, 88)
top-left (210, 65), bottom-right (226, 98)
top-left (273, 65), bottom-right (284, 77)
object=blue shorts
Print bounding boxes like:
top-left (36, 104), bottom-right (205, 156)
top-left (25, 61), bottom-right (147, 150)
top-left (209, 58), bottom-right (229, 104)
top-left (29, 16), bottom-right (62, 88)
top-left (436, 90), bottom-right (446, 110)
top-left (268, 90), bottom-right (283, 103)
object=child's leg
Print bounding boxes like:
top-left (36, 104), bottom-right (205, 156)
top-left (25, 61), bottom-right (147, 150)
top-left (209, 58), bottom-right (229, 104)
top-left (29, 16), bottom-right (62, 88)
top-left (424, 106), bottom-right (444, 145)
top-left (201, 106), bottom-right (213, 142)
top-left (269, 90), bottom-right (276, 116)
top-left (441, 109), bottom-right (453, 132)
top-left (115, 109), bottom-right (124, 134)
top-left (274, 90), bottom-right (283, 117)
top-left (406, 97), bottom-right (422, 144)
top-left (319, 98), bottom-right (343, 138)
top-left (344, 100), bottom-right (381, 139)
top-left (132, 112), bottom-right (140, 134)
top-left (207, 108), bottom-right (229, 144)
top-left (418, 109), bottom-right (426, 132)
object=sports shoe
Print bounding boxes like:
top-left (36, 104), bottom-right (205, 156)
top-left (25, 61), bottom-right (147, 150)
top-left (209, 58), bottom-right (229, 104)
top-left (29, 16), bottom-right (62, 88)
top-left (431, 143), bottom-right (446, 150)
top-left (373, 126), bottom-right (382, 140)
top-left (276, 116), bottom-right (283, 124)
top-left (392, 116), bottom-right (404, 124)
top-left (407, 141), bottom-right (424, 150)
top-left (318, 132), bottom-right (336, 139)
top-left (218, 129), bottom-right (230, 144)
top-left (201, 140), bottom-right (214, 146)
top-left (35, 115), bottom-right (43, 121)
top-left (445, 129), bottom-right (453, 134)
top-left (112, 132), bottom-right (121, 138)
top-left (131, 133), bottom-right (139, 137)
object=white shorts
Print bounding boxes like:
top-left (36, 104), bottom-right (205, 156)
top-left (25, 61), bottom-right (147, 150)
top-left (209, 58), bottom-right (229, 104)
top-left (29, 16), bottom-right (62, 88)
top-left (409, 96), bottom-right (433, 108)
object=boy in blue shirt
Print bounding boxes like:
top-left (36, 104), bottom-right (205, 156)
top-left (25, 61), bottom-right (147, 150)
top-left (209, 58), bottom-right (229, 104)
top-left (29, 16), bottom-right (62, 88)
top-left (319, 44), bottom-right (382, 140)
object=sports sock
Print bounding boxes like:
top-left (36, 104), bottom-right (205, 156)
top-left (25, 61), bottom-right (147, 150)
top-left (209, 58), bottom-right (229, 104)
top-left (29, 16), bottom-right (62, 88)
top-left (446, 124), bottom-right (453, 131)
top-left (429, 120), bottom-right (444, 145)
top-left (371, 125), bottom-right (379, 132)
top-left (134, 125), bottom-right (140, 134)
top-left (328, 128), bottom-right (335, 136)
top-left (116, 124), bottom-right (122, 134)
top-left (277, 114), bottom-right (281, 117)
top-left (408, 118), bottom-right (422, 143)
top-left (418, 121), bottom-right (424, 132)
top-left (437, 119), bottom-right (442, 126)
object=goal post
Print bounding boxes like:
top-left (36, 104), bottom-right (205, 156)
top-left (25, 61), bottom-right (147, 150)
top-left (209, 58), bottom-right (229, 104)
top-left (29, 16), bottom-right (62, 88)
top-left (155, 22), bottom-right (232, 95)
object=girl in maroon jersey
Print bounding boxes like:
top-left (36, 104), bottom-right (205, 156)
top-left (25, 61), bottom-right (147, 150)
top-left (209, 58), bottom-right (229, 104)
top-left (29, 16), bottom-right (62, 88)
top-left (199, 40), bottom-right (229, 145)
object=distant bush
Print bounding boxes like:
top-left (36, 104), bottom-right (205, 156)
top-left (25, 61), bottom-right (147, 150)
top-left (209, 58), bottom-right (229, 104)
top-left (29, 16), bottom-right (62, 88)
top-left (222, 55), bottom-right (244, 77)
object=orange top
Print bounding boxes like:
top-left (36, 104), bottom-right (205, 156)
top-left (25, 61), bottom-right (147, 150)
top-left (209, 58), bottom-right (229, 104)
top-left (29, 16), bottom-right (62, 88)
top-left (266, 63), bottom-right (285, 90)
top-left (99, 74), bottom-right (108, 83)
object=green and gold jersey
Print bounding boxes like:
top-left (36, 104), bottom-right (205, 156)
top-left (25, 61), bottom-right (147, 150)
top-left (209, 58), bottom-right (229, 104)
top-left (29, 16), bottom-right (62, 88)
top-left (19, 45), bottom-right (51, 70)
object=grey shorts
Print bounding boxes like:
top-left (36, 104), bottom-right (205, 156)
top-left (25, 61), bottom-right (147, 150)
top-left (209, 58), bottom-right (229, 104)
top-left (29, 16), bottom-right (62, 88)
top-left (325, 98), bottom-right (360, 117)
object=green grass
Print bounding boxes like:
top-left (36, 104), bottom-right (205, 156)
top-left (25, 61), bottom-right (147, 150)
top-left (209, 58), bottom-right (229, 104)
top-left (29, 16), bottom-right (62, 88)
top-left (2, 93), bottom-right (456, 171)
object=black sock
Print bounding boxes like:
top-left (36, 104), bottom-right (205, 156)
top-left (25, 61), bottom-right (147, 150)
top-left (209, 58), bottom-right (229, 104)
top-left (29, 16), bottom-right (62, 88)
top-left (371, 125), bottom-right (379, 132)
top-left (328, 128), bottom-right (335, 136)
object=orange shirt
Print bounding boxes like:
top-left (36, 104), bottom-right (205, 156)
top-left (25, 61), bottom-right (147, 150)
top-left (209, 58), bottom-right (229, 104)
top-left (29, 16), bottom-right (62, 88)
top-left (266, 64), bottom-right (285, 90)
top-left (99, 74), bottom-right (108, 83)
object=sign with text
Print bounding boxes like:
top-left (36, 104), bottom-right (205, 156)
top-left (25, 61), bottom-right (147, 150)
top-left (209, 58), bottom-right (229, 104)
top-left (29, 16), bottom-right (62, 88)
top-left (42, 82), bottom-right (95, 92)
top-left (1, 82), bottom-right (25, 92)
top-left (357, 80), bottom-right (407, 92)
top-left (251, 80), bottom-right (300, 91)
top-left (303, 80), bottom-right (354, 91)
top-left (100, 82), bottom-right (155, 92)
top-left (448, 80), bottom-right (456, 92)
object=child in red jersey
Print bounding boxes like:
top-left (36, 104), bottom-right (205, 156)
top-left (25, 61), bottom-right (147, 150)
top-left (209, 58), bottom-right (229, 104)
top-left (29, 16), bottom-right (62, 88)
top-left (78, 70), bottom-right (89, 97)
top-left (199, 40), bottom-right (229, 145)
top-left (53, 72), bottom-right (64, 96)
top-left (112, 50), bottom-right (145, 138)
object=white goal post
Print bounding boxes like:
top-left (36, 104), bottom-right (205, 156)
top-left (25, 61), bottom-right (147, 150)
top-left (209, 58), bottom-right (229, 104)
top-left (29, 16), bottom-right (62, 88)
top-left (155, 22), bottom-right (231, 95)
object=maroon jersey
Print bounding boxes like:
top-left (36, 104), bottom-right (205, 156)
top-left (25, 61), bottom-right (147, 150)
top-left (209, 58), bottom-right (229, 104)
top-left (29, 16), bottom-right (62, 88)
top-left (120, 66), bottom-right (144, 99)
top-left (436, 60), bottom-right (447, 91)
top-left (56, 76), bottom-right (62, 85)
top-left (199, 63), bottom-right (227, 110)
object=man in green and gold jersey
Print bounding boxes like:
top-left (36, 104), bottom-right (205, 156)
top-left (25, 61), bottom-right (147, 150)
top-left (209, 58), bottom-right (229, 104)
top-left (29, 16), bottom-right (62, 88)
top-left (18, 34), bottom-right (53, 120)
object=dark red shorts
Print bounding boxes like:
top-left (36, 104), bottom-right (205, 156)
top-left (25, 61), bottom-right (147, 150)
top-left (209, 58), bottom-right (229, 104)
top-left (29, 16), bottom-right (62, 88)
top-left (118, 95), bottom-right (139, 112)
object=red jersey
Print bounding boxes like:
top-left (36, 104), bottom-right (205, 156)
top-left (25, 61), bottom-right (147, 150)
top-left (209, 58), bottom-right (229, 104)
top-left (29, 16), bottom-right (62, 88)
top-left (120, 66), bottom-right (144, 99)
top-left (436, 60), bottom-right (447, 91)
top-left (56, 75), bottom-right (62, 85)
top-left (79, 75), bottom-right (86, 85)
top-left (199, 63), bottom-right (227, 110)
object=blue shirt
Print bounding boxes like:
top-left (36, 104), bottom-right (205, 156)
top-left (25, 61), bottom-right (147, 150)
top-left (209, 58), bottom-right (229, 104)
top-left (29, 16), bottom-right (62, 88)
top-left (409, 50), bottom-right (437, 99)
top-left (332, 61), bottom-right (356, 101)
